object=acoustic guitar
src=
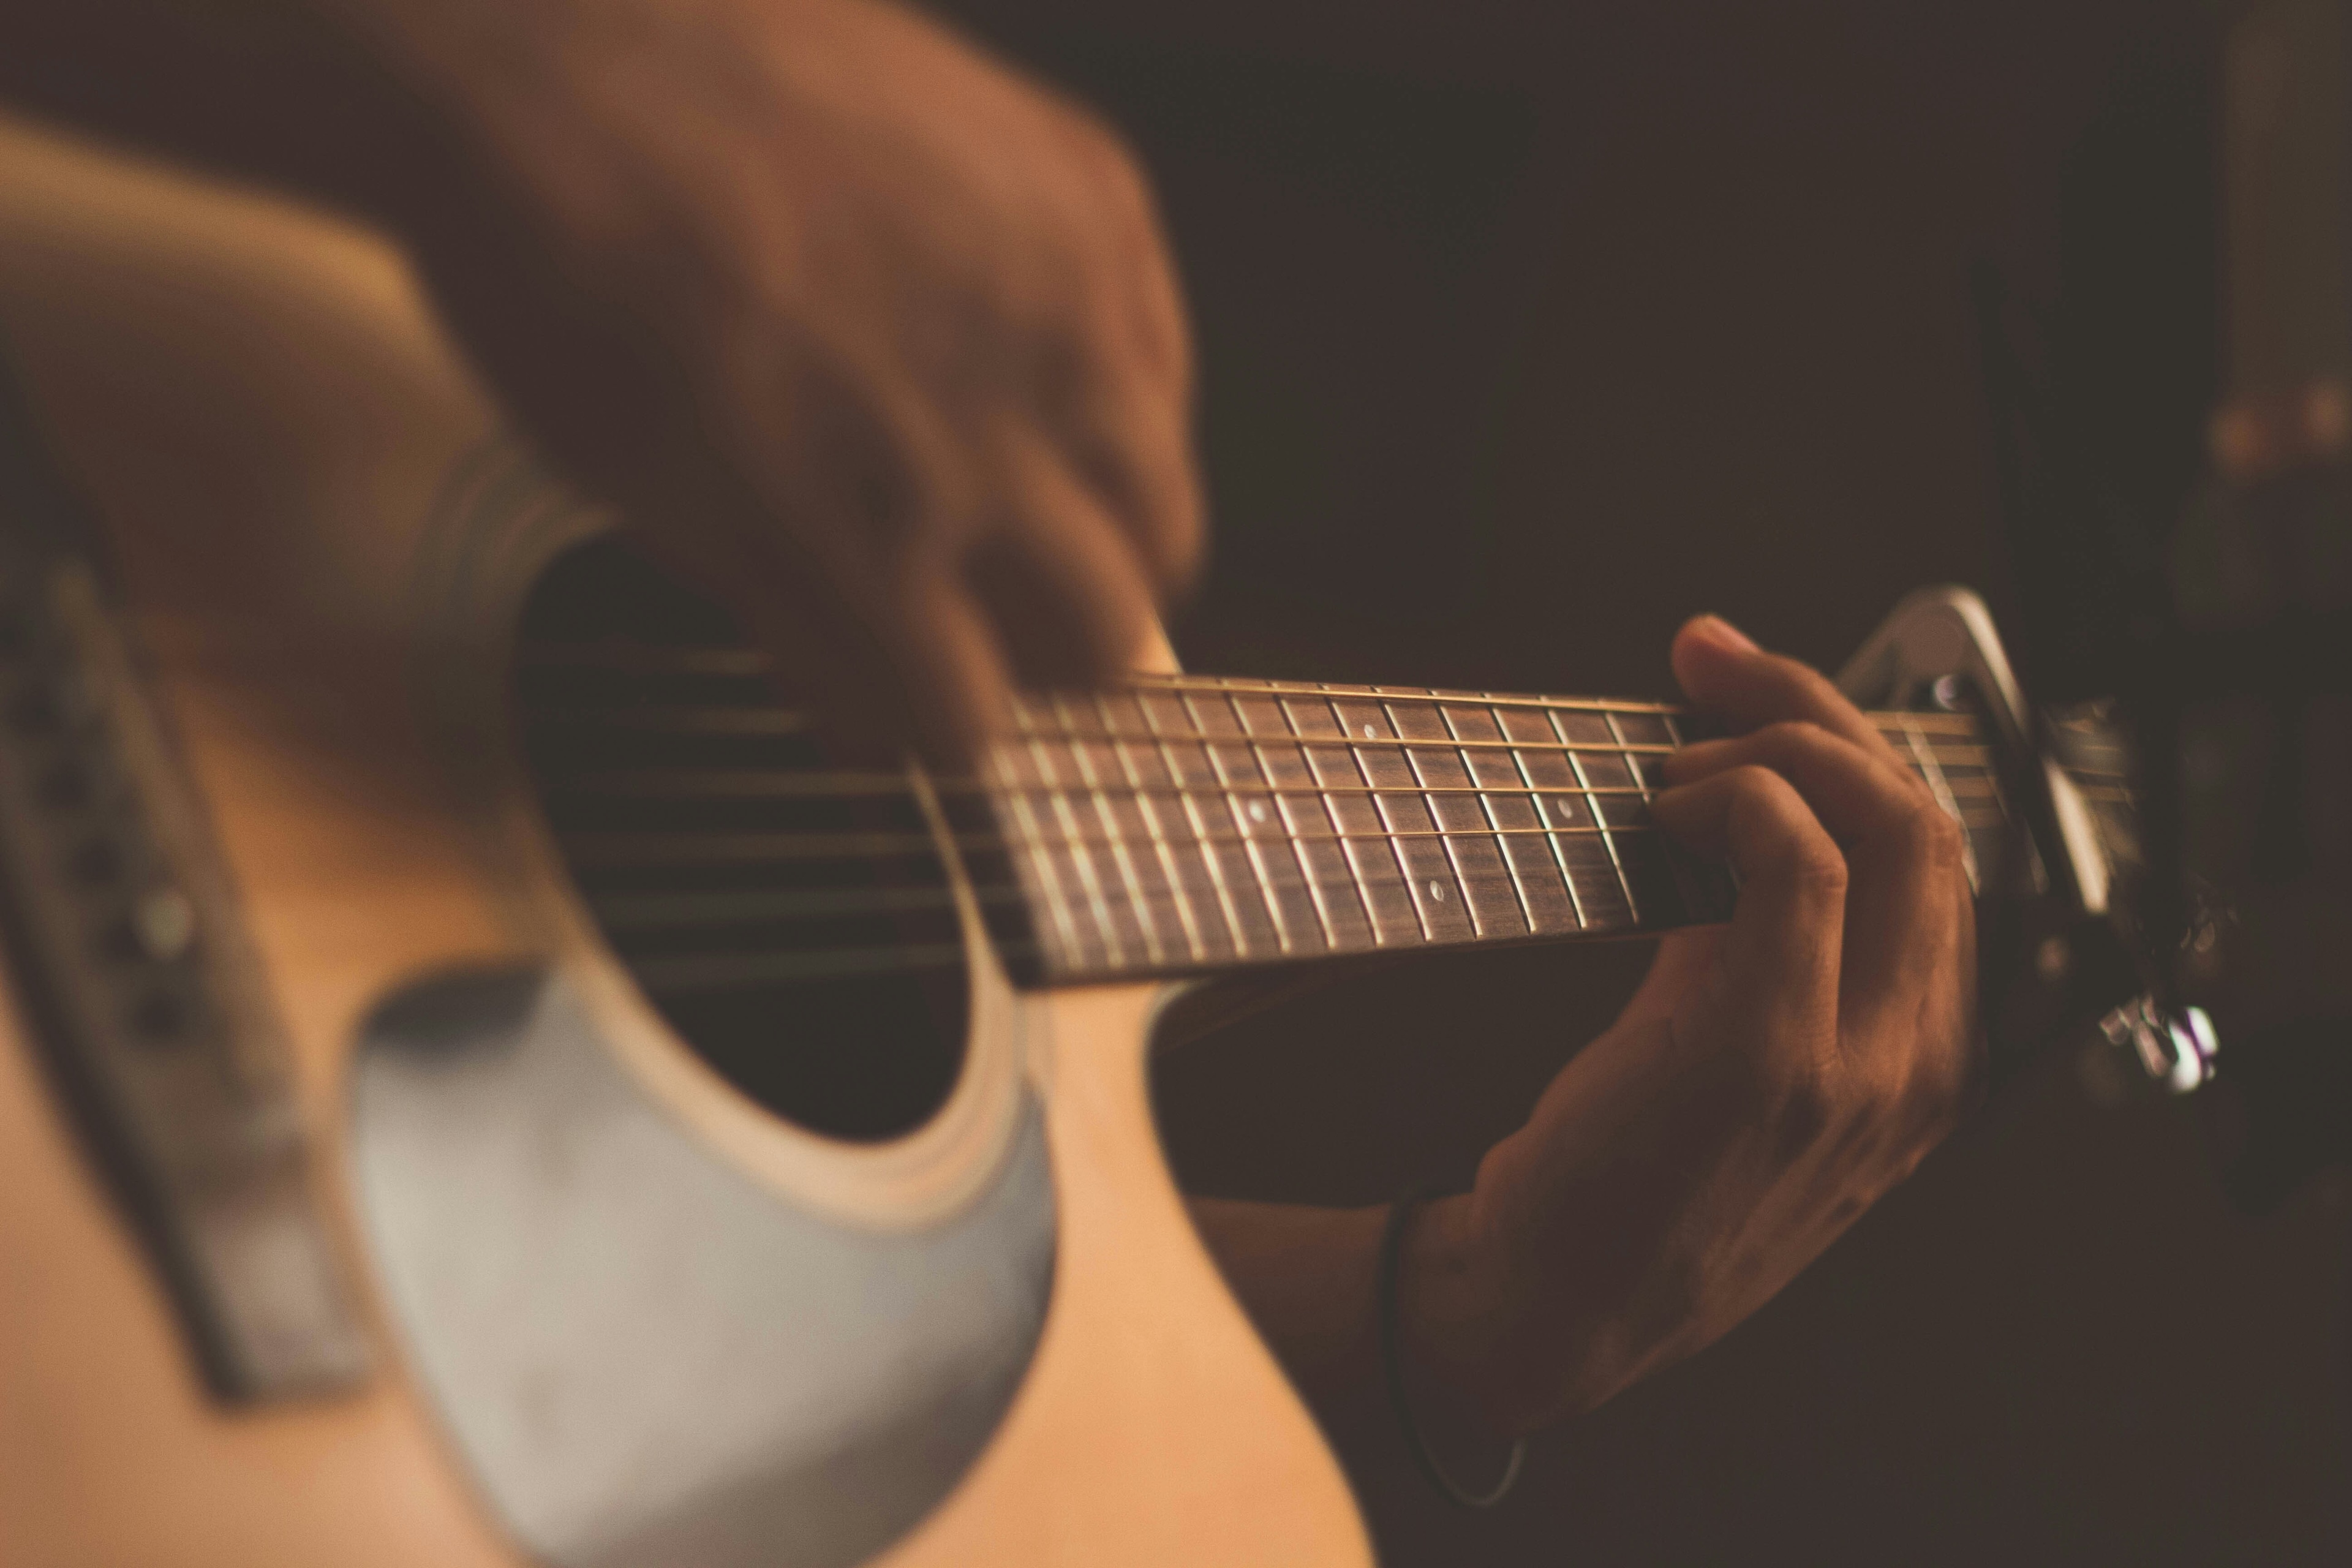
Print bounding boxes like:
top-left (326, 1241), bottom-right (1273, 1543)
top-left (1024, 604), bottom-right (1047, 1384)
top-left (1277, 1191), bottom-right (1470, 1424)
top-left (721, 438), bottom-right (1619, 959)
top-left (0, 114), bottom-right (2177, 1567)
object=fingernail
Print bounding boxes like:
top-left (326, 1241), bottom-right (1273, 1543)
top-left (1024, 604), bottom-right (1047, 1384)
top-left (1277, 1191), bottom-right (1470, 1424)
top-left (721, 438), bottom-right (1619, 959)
top-left (1695, 615), bottom-right (1757, 652)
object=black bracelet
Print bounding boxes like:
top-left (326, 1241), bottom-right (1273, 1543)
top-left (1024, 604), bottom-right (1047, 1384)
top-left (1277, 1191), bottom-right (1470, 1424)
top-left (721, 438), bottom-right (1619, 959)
top-left (1376, 1189), bottom-right (1526, 1510)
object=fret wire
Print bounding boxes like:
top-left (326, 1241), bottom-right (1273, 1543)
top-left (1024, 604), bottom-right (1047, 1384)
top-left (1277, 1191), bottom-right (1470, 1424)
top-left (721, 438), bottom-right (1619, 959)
top-left (1196, 677), bottom-right (1981, 736)
top-left (1095, 691), bottom-right (1208, 965)
top-left (1054, 695), bottom-right (1167, 968)
top-left (1020, 865), bottom-right (1450, 911)
top-left (520, 647), bottom-right (1691, 717)
top-left (521, 642), bottom-right (1988, 742)
top-left (1562, 707), bottom-right (1640, 922)
top-left (1191, 689), bottom-right (1295, 956)
top-left (1296, 690), bottom-right (1382, 946)
top-left (543, 707), bottom-right (2010, 967)
top-left (1317, 687), bottom-right (1397, 943)
top-left (538, 735), bottom-right (1997, 794)
top-left (1354, 702), bottom-right (1435, 943)
top-left (1027, 726), bottom-right (1691, 757)
top-left (1654, 710), bottom-right (1712, 920)
top-left (1241, 704), bottom-right (1340, 951)
top-left (583, 832), bottom-right (1891, 944)
top-left (1896, 712), bottom-right (1978, 892)
top-left (1499, 696), bottom-right (1588, 930)
top-left (532, 639), bottom-right (2039, 978)
top-left (555, 766), bottom-right (2016, 812)
top-left (1385, 694), bottom-right (1482, 935)
top-left (992, 726), bottom-right (1090, 972)
top-left (1130, 673), bottom-right (1683, 720)
top-left (1604, 709), bottom-right (1653, 924)
top-left (557, 820), bottom-right (1701, 881)
top-left (1008, 821), bottom-right (1656, 850)
top-left (1959, 735), bottom-right (2024, 859)
top-left (1142, 688), bottom-right (1253, 960)
top-left (1077, 700), bottom-right (1176, 968)
top-left (1135, 675), bottom-right (1990, 736)
top-left (1022, 713), bottom-right (1128, 970)
top-left (556, 787), bottom-right (2010, 862)
top-left (745, 701), bottom-right (1956, 760)
top-left (563, 772), bottom-right (1670, 802)
top-left (1411, 696), bottom-right (1524, 930)
top-left (1468, 705), bottom-right (1543, 940)
top-left (1868, 714), bottom-right (1983, 737)
top-left (560, 820), bottom-right (1672, 862)
top-left (541, 711), bottom-right (1994, 771)
top-left (1284, 689), bottom-right (1379, 944)
top-left (1936, 775), bottom-right (2002, 797)
top-left (1890, 742), bottom-right (1992, 767)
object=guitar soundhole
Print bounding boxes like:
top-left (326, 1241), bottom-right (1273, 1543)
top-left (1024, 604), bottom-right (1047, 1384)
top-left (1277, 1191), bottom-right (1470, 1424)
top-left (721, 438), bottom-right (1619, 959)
top-left (512, 537), bottom-right (969, 1143)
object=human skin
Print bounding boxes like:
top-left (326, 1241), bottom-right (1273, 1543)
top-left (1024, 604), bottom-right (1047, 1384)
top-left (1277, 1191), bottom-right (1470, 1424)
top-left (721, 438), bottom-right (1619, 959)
top-left (1, 0), bottom-right (1201, 763)
top-left (1196, 616), bottom-right (1976, 1469)
top-left (0, 0), bottom-right (1975, 1492)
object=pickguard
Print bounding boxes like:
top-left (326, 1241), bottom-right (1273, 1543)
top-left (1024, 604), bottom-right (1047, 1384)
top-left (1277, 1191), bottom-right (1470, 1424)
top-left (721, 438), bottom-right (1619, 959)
top-left (348, 965), bottom-right (1055, 1568)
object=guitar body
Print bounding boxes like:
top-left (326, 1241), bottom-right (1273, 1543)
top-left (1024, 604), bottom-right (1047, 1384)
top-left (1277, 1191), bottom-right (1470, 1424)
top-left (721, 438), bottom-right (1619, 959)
top-left (0, 116), bottom-right (1370, 1568)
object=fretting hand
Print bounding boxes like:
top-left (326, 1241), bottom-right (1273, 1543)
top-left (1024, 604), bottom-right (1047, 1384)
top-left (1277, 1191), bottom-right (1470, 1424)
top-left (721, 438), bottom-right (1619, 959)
top-left (0, 0), bottom-right (1979, 1480)
top-left (1397, 614), bottom-right (1980, 1436)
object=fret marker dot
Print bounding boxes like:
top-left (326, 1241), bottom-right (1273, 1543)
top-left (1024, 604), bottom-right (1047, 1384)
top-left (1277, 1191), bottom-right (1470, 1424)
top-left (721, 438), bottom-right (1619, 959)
top-left (1363, 723), bottom-right (1376, 738)
top-left (1248, 800), bottom-right (1268, 823)
top-left (1429, 881), bottom-right (1445, 901)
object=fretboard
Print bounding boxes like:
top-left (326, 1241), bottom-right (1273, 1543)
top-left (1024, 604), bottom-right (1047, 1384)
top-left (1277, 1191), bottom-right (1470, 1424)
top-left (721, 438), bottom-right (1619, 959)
top-left (979, 674), bottom-right (2007, 984)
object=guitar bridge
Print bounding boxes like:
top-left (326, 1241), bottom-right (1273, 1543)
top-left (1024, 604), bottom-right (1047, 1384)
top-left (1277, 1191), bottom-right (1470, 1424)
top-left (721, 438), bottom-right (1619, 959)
top-left (0, 377), bottom-right (366, 1403)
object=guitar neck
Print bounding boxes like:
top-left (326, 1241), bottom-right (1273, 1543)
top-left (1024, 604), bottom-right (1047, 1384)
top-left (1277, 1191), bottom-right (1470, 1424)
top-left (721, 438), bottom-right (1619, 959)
top-left (976, 673), bottom-right (2005, 985)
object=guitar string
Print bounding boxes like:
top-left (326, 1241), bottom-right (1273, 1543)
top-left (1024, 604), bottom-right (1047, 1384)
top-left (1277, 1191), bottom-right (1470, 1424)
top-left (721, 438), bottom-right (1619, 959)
top-left (606, 772), bottom-right (2029, 988)
top-left (526, 669), bottom-right (2053, 982)
top-left (546, 772), bottom-right (2007, 801)
top-left (532, 720), bottom-right (1992, 764)
top-left (552, 809), bottom-right (2014, 918)
top-left (521, 641), bottom-right (1675, 712)
top-left (538, 752), bottom-right (2015, 893)
top-left (516, 642), bottom-right (1990, 731)
top-left (580, 795), bottom-right (2024, 987)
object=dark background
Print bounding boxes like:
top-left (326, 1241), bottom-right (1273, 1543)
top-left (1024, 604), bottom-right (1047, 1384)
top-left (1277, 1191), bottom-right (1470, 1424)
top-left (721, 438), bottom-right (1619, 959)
top-left (939, 3), bottom-right (2350, 1561)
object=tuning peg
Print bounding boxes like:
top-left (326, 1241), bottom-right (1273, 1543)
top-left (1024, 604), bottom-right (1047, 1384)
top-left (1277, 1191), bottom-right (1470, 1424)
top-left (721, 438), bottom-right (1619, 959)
top-left (2095, 994), bottom-right (2219, 1095)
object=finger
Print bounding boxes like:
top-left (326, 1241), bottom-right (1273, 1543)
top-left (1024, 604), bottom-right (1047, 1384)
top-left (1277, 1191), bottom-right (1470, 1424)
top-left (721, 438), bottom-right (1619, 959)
top-left (964, 423), bottom-right (1164, 689)
top-left (1050, 102), bottom-right (1196, 394)
top-left (1618, 927), bottom-right (1727, 1027)
top-left (1668, 616), bottom-right (1898, 762)
top-left (648, 515), bottom-right (1017, 768)
top-left (1664, 722), bottom-right (1928, 842)
top-left (1052, 364), bottom-right (1205, 594)
top-left (736, 553), bottom-right (1014, 769)
top-left (1017, 107), bottom-right (1204, 594)
top-left (1660, 722), bottom-right (1966, 1033)
top-left (1649, 765), bottom-right (1845, 1044)
top-left (617, 407), bottom-right (1020, 771)
top-left (1027, 292), bottom-right (1204, 595)
top-left (863, 569), bottom-right (1022, 767)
